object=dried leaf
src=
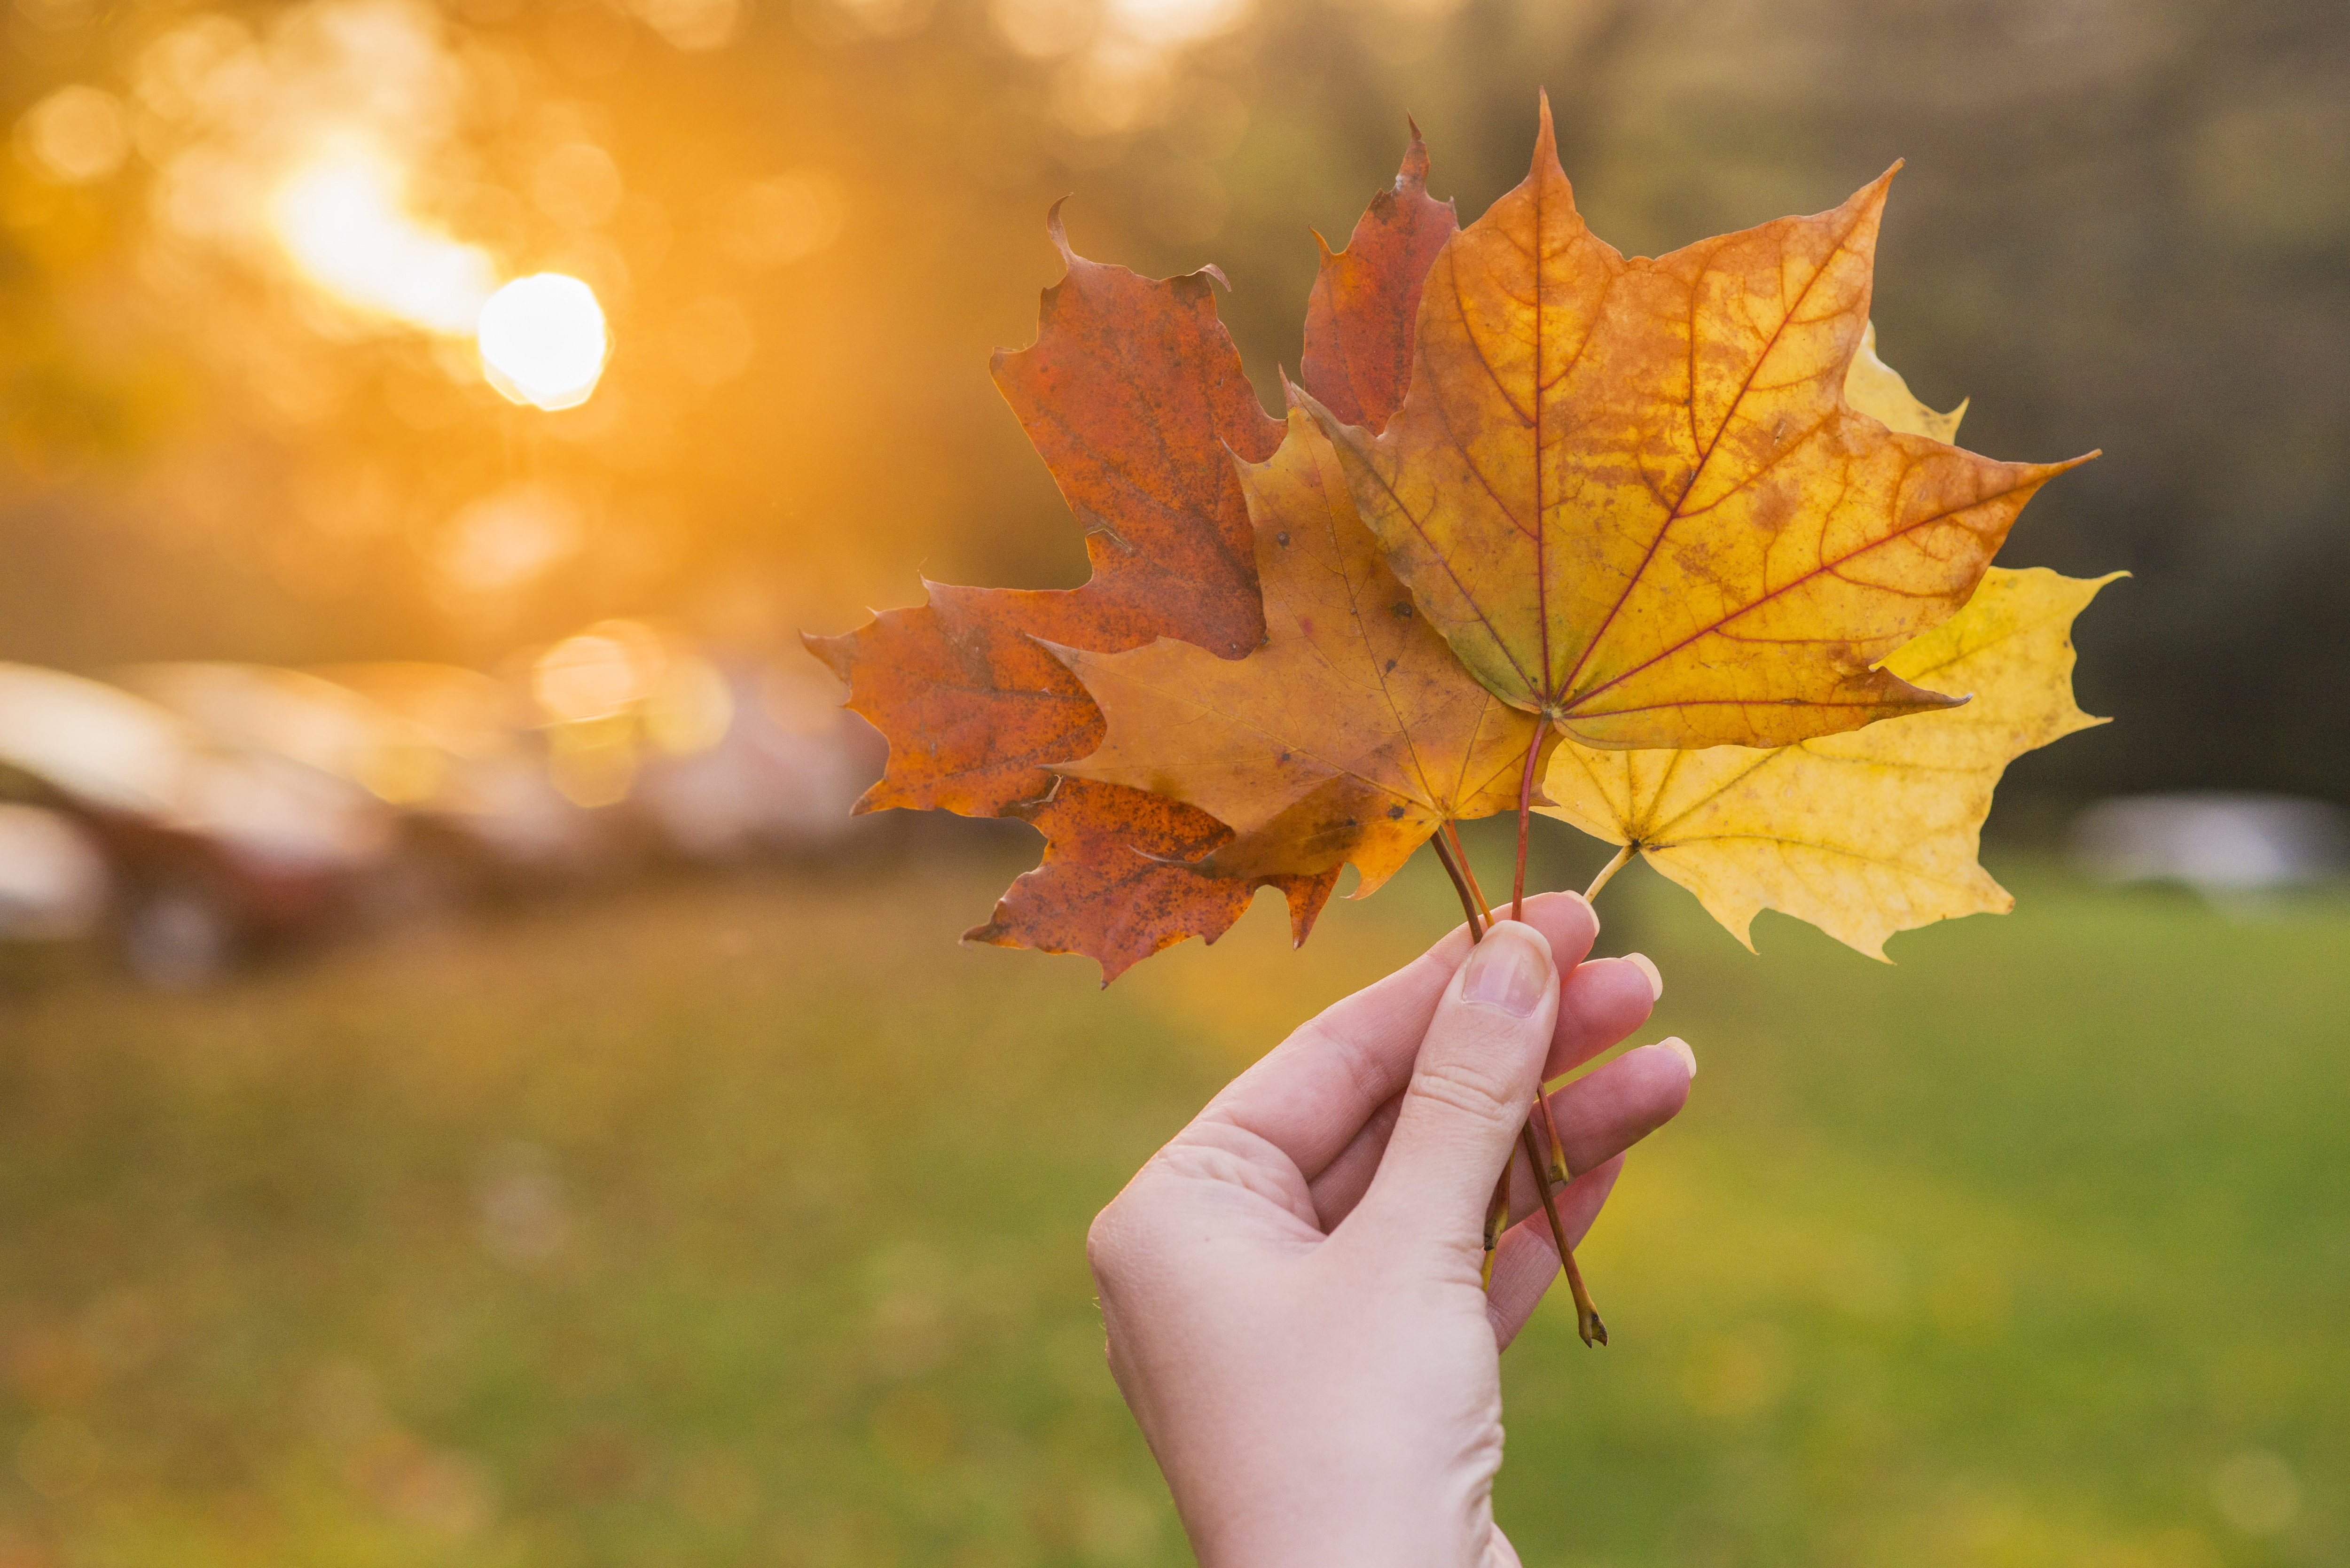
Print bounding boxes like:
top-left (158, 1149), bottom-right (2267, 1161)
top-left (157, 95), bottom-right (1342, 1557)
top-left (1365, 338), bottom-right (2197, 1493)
top-left (805, 204), bottom-right (1282, 819)
top-left (1055, 402), bottom-right (1546, 893)
top-left (1300, 122), bottom-right (1458, 433)
top-left (814, 117), bottom-right (2114, 983)
top-left (965, 779), bottom-right (1340, 984)
top-left (987, 204), bottom-right (1285, 664)
top-left (810, 146), bottom-right (1449, 980)
top-left (805, 581), bottom-right (1099, 819)
top-left (1313, 93), bottom-right (2094, 750)
top-left (801, 209), bottom-right (1320, 980)
top-left (1540, 566), bottom-right (2119, 957)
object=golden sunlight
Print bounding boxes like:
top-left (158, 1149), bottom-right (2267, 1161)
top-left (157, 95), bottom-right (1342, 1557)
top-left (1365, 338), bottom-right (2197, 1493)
top-left (270, 143), bottom-right (497, 335)
top-left (477, 273), bottom-right (611, 411)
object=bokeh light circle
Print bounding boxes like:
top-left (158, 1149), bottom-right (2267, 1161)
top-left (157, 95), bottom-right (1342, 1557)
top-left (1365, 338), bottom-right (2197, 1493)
top-left (476, 274), bottom-right (609, 411)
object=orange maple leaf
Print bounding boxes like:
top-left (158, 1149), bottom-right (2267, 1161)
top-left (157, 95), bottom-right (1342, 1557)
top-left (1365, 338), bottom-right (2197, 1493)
top-left (1054, 398), bottom-right (1545, 893)
top-left (1310, 94), bottom-right (2095, 752)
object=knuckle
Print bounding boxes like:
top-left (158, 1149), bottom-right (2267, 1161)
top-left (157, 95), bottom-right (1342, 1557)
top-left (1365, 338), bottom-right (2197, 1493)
top-left (1153, 1135), bottom-right (1251, 1188)
top-left (1404, 1055), bottom-right (1523, 1129)
top-left (1300, 1020), bottom-right (1393, 1110)
top-left (1084, 1197), bottom-right (1140, 1289)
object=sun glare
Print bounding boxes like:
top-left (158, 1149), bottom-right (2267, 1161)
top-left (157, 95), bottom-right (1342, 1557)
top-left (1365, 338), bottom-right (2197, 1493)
top-left (477, 274), bottom-right (610, 412)
top-left (271, 146), bottom-right (496, 336)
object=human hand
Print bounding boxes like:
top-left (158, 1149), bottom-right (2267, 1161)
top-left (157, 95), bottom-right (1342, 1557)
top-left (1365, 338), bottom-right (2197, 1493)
top-left (1085, 893), bottom-right (1693, 1567)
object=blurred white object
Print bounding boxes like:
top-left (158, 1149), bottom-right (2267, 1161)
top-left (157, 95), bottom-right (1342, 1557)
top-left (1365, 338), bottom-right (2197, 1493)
top-left (2073, 793), bottom-right (2347, 893)
top-left (634, 658), bottom-right (873, 860)
top-left (0, 804), bottom-right (109, 940)
top-left (314, 662), bottom-right (600, 876)
top-left (116, 663), bottom-right (437, 805)
top-left (111, 664), bottom-right (396, 873)
top-left (0, 663), bottom-right (194, 816)
top-left (0, 663), bottom-right (388, 983)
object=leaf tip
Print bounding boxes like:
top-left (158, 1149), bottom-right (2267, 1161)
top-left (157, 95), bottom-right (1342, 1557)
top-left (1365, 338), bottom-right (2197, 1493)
top-left (1044, 195), bottom-right (1076, 265)
top-left (1401, 116), bottom-right (1430, 187)
top-left (1532, 87), bottom-right (1559, 176)
top-left (1289, 382), bottom-right (1356, 445)
top-left (799, 627), bottom-right (856, 685)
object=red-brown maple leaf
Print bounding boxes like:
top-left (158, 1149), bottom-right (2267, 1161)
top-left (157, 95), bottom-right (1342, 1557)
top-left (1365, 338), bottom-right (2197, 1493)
top-left (809, 137), bottom-right (1449, 980)
top-left (1300, 122), bottom-right (1458, 435)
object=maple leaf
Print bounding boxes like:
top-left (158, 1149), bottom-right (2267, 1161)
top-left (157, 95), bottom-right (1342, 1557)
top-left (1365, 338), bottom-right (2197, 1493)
top-left (806, 137), bottom-right (1444, 981)
top-left (1053, 400), bottom-right (1548, 894)
top-left (1299, 121), bottom-right (1458, 433)
top-left (1309, 93), bottom-right (2095, 752)
top-left (801, 206), bottom-right (1322, 982)
top-left (1846, 320), bottom-right (1966, 445)
top-left (1535, 330), bottom-right (2115, 956)
top-left (1541, 563), bottom-right (2117, 957)
top-left (807, 203), bottom-right (1282, 821)
top-left (965, 779), bottom-right (1337, 979)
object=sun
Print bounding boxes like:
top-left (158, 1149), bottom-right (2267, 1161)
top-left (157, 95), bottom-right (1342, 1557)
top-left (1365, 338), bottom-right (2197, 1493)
top-left (477, 274), bottom-right (611, 412)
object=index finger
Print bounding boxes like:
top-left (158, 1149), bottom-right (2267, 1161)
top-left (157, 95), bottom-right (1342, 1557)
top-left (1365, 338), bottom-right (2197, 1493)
top-left (1184, 889), bottom-right (1601, 1179)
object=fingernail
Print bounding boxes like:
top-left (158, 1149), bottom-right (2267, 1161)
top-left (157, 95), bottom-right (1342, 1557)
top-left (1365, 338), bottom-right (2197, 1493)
top-left (1462, 928), bottom-right (1550, 1018)
top-left (1568, 890), bottom-right (1598, 934)
top-left (1624, 952), bottom-right (1662, 999)
top-left (1661, 1036), bottom-right (1697, 1078)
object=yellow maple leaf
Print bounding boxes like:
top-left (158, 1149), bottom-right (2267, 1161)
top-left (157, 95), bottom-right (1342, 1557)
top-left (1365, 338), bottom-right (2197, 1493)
top-left (1311, 93), bottom-right (2093, 752)
top-left (1846, 320), bottom-right (1967, 445)
top-left (1051, 401), bottom-right (1544, 894)
top-left (1540, 565), bottom-right (2120, 958)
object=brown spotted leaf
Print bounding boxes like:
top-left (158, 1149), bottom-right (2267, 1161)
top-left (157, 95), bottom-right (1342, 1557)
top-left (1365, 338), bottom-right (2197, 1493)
top-left (805, 204), bottom-right (1282, 820)
top-left (965, 779), bottom-right (1341, 984)
top-left (806, 203), bottom-right (1369, 979)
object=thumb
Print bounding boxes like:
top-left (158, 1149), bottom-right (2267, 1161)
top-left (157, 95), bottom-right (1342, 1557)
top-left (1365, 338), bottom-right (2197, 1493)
top-left (1348, 920), bottom-right (1558, 1257)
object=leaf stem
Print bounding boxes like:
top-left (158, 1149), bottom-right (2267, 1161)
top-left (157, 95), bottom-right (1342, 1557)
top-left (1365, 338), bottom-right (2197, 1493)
top-left (1443, 821), bottom-right (1493, 927)
top-left (1582, 843), bottom-right (1635, 903)
top-left (1521, 1120), bottom-right (1606, 1347)
top-left (1510, 716), bottom-right (1548, 923)
top-left (1480, 1162), bottom-right (1511, 1290)
top-left (1430, 829), bottom-right (1485, 943)
top-left (1539, 1083), bottom-right (1573, 1186)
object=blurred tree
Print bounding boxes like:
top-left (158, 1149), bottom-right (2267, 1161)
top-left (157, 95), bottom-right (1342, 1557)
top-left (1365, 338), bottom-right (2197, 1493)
top-left (0, 0), bottom-right (2344, 802)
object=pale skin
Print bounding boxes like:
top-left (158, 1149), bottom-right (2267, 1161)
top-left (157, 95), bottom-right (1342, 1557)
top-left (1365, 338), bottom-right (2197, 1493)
top-left (1086, 891), bottom-right (1694, 1567)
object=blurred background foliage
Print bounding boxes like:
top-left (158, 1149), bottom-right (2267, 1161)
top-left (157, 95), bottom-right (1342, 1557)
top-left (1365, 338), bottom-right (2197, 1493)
top-left (2, 848), bottom-right (2344, 1566)
top-left (2, 0), bottom-right (2346, 806)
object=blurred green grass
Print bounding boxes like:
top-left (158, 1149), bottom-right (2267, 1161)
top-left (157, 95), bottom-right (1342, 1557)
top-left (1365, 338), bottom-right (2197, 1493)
top-left (1, 837), bottom-right (2343, 1568)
